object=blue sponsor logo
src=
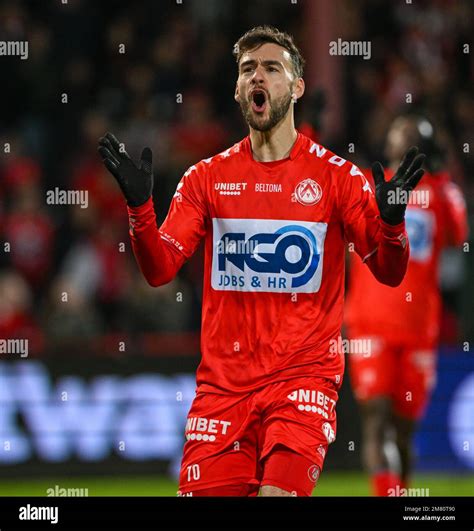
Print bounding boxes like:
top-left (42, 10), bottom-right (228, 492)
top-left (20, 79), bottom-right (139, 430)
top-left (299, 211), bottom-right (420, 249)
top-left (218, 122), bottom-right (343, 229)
top-left (405, 209), bottom-right (434, 262)
top-left (217, 225), bottom-right (319, 288)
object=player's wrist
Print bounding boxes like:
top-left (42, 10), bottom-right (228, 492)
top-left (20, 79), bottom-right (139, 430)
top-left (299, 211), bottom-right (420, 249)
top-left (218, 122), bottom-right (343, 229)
top-left (126, 193), bottom-right (152, 208)
top-left (379, 216), bottom-right (405, 234)
top-left (127, 195), bottom-right (154, 215)
top-left (379, 211), bottom-right (405, 226)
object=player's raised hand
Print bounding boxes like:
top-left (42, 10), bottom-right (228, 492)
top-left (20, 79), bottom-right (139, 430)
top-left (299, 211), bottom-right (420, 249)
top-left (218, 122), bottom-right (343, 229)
top-left (372, 146), bottom-right (425, 225)
top-left (98, 132), bottom-right (153, 207)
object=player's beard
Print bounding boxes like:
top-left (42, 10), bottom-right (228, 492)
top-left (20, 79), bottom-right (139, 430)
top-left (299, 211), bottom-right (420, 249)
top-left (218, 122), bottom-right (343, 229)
top-left (240, 90), bottom-right (293, 132)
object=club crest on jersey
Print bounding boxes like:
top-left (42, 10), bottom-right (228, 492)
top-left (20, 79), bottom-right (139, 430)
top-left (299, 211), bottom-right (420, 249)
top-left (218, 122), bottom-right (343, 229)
top-left (212, 218), bottom-right (327, 293)
top-left (293, 178), bottom-right (322, 206)
top-left (307, 464), bottom-right (320, 483)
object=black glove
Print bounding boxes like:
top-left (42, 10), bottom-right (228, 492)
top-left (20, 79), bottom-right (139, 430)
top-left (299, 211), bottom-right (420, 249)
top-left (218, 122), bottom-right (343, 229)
top-left (372, 146), bottom-right (425, 225)
top-left (98, 132), bottom-right (153, 207)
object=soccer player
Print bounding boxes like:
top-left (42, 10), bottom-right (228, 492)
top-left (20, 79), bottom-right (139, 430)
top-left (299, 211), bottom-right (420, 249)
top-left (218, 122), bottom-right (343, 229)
top-left (345, 115), bottom-right (468, 496)
top-left (98, 26), bottom-right (426, 497)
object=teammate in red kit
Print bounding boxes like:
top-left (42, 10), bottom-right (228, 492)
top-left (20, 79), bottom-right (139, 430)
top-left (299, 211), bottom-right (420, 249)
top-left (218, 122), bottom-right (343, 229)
top-left (345, 115), bottom-right (468, 496)
top-left (98, 26), bottom-right (426, 497)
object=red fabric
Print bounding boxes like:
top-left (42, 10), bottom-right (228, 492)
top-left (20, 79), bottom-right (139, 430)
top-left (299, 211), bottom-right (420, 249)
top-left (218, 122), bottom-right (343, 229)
top-left (178, 484), bottom-right (259, 497)
top-left (348, 338), bottom-right (436, 419)
top-left (127, 198), bottom-right (185, 287)
top-left (0, 312), bottom-right (44, 356)
top-left (171, 121), bottom-right (228, 162)
top-left (4, 211), bottom-right (54, 286)
top-left (91, 233), bottom-right (130, 302)
top-left (3, 157), bottom-right (41, 189)
top-left (178, 376), bottom-right (337, 495)
top-left (73, 158), bottom-right (126, 226)
top-left (261, 448), bottom-right (321, 496)
top-left (372, 471), bottom-right (402, 496)
top-left (298, 121), bottom-right (320, 143)
top-left (345, 171), bottom-right (468, 347)
top-left (126, 132), bottom-right (409, 393)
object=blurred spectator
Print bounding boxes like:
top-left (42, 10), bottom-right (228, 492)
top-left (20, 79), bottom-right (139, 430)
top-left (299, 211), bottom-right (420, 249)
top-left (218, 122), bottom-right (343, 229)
top-left (0, 269), bottom-right (43, 355)
top-left (121, 272), bottom-right (194, 334)
top-left (2, 180), bottom-right (55, 294)
top-left (42, 276), bottom-right (103, 354)
top-left (169, 89), bottom-right (229, 168)
top-left (58, 220), bottom-right (131, 329)
top-left (0, 0), bottom-right (471, 355)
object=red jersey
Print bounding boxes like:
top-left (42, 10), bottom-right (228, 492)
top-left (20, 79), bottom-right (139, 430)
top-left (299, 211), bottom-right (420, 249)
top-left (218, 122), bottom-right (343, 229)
top-left (345, 170), bottom-right (468, 347)
top-left (127, 132), bottom-right (409, 393)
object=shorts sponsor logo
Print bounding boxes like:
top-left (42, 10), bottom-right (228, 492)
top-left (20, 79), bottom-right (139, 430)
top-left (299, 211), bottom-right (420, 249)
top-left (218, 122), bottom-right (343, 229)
top-left (307, 464), bottom-right (320, 483)
top-left (322, 422), bottom-right (336, 444)
top-left (292, 178), bottom-right (322, 206)
top-left (287, 389), bottom-right (336, 419)
top-left (212, 218), bottom-right (327, 293)
top-left (185, 417), bottom-right (231, 442)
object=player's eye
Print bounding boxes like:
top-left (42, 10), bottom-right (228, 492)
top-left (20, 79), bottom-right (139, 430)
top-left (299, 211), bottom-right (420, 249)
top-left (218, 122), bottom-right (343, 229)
top-left (242, 66), bottom-right (254, 73)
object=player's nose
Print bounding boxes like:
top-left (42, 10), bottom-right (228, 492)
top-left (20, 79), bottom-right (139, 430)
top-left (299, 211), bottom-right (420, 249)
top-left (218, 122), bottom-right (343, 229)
top-left (250, 64), bottom-right (266, 83)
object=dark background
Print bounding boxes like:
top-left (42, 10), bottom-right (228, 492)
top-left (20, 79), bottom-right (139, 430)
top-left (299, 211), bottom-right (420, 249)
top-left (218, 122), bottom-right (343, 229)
top-left (0, 0), bottom-right (472, 486)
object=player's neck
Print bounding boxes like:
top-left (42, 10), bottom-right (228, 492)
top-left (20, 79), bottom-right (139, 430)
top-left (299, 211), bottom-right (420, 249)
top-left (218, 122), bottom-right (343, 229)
top-left (249, 112), bottom-right (297, 162)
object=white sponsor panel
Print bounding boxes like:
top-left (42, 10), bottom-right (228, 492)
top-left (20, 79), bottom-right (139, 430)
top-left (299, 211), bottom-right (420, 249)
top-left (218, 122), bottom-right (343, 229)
top-left (212, 218), bottom-right (327, 293)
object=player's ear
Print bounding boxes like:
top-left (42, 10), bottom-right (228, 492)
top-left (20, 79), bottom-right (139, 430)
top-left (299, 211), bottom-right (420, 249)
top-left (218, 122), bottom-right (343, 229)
top-left (293, 77), bottom-right (305, 101)
top-left (234, 82), bottom-right (240, 103)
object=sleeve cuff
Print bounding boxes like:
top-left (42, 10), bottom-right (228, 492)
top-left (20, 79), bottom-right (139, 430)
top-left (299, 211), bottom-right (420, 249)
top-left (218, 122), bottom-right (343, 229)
top-left (127, 196), bottom-right (154, 217)
top-left (379, 217), bottom-right (406, 236)
top-left (127, 197), bottom-right (156, 235)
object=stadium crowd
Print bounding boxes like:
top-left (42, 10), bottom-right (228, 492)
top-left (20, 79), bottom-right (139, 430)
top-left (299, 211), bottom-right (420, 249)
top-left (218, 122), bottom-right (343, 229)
top-left (0, 0), bottom-right (472, 356)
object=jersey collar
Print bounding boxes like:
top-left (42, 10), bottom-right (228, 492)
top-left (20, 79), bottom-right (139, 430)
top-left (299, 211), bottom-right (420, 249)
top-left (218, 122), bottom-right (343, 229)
top-left (243, 130), bottom-right (304, 165)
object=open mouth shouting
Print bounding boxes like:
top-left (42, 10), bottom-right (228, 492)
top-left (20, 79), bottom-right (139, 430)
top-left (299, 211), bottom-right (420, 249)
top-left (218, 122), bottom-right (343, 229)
top-left (250, 89), bottom-right (268, 114)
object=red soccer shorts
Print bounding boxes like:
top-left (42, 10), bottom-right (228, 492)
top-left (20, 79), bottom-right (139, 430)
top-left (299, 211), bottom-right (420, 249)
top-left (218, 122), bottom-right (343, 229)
top-left (177, 376), bottom-right (339, 496)
top-left (348, 336), bottom-right (436, 419)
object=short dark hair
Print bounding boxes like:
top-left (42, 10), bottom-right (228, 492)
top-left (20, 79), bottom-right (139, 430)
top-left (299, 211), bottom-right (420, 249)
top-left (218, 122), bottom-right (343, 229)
top-left (233, 25), bottom-right (305, 78)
